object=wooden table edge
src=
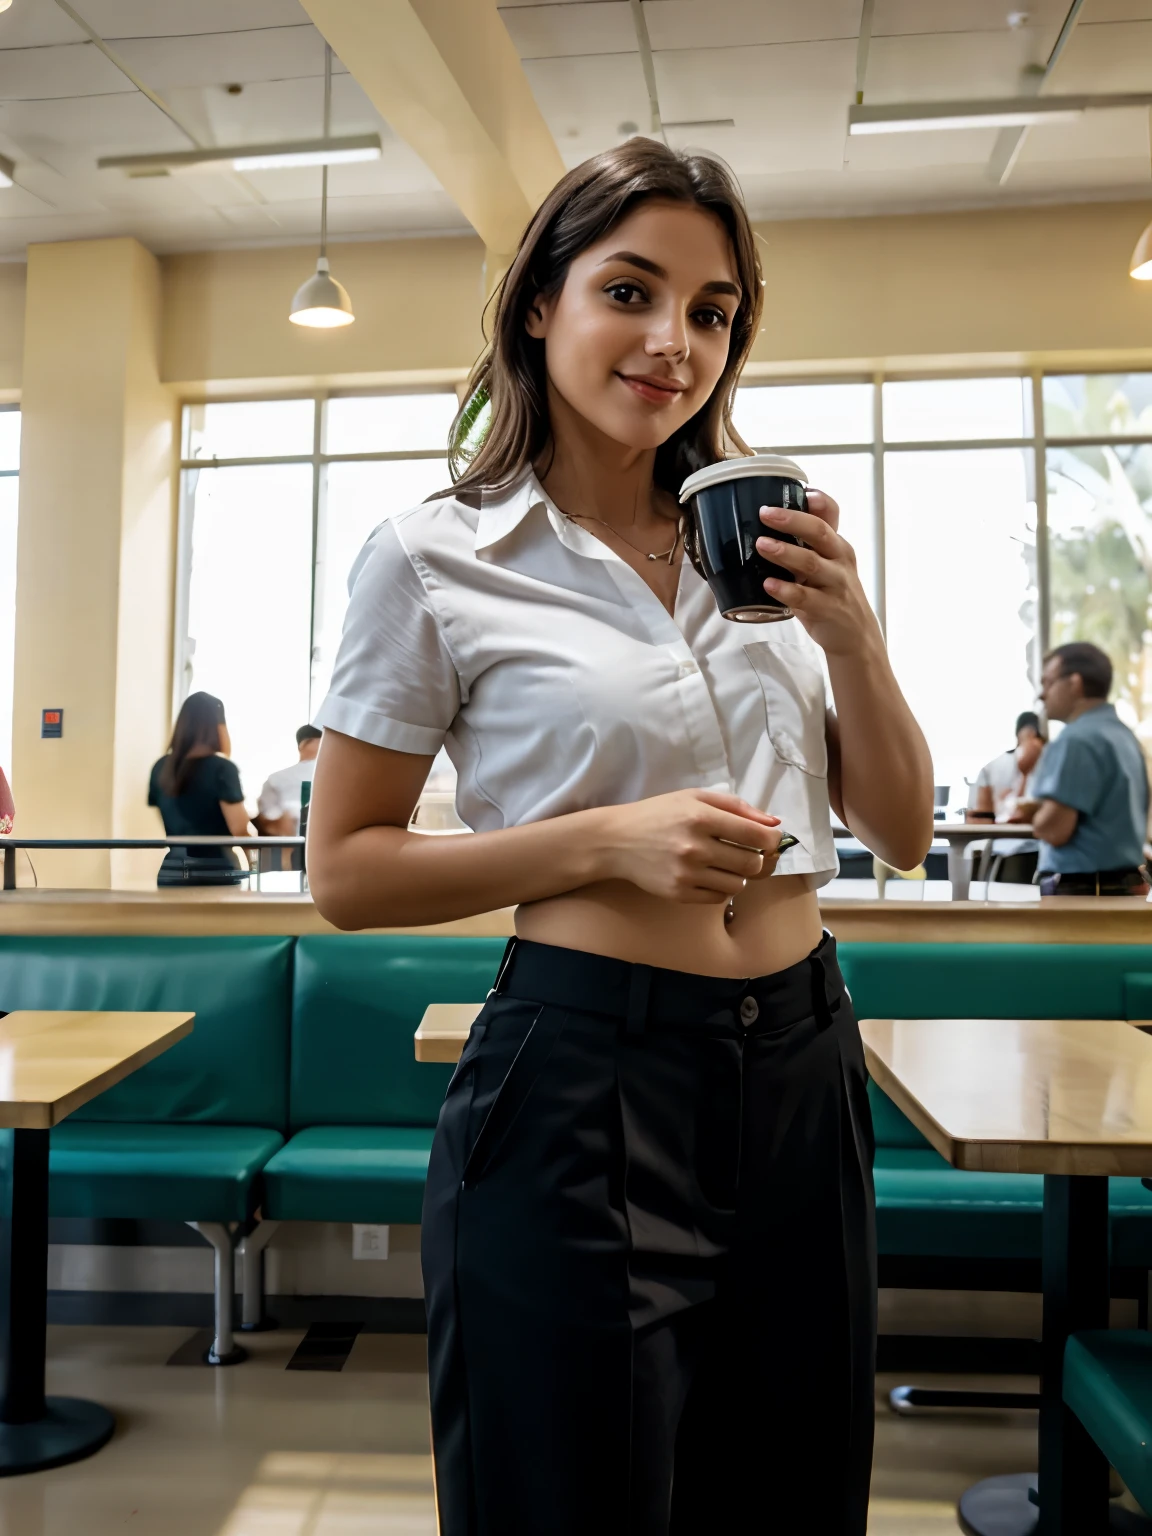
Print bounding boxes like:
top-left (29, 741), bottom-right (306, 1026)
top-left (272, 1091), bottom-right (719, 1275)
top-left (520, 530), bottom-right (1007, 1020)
top-left (861, 1023), bottom-right (1152, 1177)
top-left (0, 1012), bottom-right (195, 1130)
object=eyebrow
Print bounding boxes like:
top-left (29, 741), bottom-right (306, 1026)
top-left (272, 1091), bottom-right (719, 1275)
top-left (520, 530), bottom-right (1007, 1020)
top-left (598, 250), bottom-right (741, 300)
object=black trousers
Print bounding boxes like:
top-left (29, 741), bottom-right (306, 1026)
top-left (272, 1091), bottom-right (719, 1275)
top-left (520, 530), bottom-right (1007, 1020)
top-left (422, 933), bottom-right (877, 1535)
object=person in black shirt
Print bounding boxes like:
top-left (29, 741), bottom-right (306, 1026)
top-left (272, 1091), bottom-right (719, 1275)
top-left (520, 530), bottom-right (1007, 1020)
top-left (148, 692), bottom-right (253, 885)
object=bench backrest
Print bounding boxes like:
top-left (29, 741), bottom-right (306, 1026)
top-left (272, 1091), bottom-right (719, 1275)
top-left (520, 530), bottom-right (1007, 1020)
top-left (289, 935), bottom-right (507, 1129)
top-left (0, 936), bottom-right (293, 1129)
top-left (840, 942), bottom-right (1152, 1150)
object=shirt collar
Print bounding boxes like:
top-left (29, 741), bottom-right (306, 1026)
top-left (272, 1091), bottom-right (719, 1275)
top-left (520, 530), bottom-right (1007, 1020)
top-left (473, 472), bottom-right (617, 562)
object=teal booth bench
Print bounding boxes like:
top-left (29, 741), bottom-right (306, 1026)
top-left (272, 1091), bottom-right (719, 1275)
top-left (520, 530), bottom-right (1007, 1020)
top-left (5, 930), bottom-right (1152, 1366)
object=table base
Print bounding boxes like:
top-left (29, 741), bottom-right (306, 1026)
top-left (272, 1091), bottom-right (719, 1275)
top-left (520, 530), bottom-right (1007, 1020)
top-left (0, 1397), bottom-right (114, 1476)
top-left (959, 1475), bottom-right (1152, 1535)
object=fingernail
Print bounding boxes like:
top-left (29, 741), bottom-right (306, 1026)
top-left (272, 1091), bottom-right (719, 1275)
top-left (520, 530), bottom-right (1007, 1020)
top-left (756, 536), bottom-right (778, 551)
top-left (763, 506), bottom-right (787, 522)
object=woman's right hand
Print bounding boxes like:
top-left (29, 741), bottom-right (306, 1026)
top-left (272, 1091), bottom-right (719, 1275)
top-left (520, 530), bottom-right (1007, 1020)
top-left (597, 788), bottom-right (783, 903)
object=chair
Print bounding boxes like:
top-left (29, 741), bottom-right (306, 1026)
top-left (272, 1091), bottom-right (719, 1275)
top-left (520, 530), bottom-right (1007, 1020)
top-left (872, 856), bottom-right (927, 900)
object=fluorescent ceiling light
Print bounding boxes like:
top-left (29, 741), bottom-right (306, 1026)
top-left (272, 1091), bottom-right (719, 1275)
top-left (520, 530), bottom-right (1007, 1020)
top-left (848, 93), bottom-right (1152, 136)
top-left (97, 134), bottom-right (382, 175)
top-left (234, 144), bottom-right (380, 170)
top-left (0, 155), bottom-right (12, 189)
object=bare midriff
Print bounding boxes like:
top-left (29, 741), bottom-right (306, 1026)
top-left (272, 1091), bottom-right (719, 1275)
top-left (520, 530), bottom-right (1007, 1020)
top-left (515, 872), bottom-right (823, 979)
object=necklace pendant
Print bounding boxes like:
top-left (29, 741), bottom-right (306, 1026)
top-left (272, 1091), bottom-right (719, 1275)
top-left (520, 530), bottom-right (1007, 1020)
top-left (646, 552), bottom-right (657, 562)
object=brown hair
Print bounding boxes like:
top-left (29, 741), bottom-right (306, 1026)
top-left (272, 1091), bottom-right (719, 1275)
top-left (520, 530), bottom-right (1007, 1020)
top-left (1045, 641), bottom-right (1113, 700)
top-left (448, 138), bottom-right (763, 500)
top-left (160, 691), bottom-right (226, 796)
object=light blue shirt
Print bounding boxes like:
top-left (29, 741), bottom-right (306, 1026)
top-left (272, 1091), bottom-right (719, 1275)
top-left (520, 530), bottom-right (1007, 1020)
top-left (1031, 703), bottom-right (1148, 873)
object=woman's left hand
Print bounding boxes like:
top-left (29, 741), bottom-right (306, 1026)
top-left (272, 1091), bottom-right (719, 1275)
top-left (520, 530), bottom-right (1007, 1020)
top-left (756, 490), bottom-right (881, 658)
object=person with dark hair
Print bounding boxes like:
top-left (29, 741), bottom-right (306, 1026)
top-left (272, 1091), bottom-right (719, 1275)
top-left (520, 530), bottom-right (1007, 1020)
top-left (307, 140), bottom-right (933, 1533)
top-left (966, 710), bottom-right (1046, 882)
top-left (147, 692), bottom-right (252, 886)
top-left (1031, 642), bottom-right (1149, 895)
top-left (256, 724), bottom-right (322, 836)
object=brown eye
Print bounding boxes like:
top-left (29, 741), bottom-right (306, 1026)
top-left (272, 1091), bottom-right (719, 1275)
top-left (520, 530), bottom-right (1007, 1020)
top-left (605, 281), bottom-right (645, 304)
top-left (694, 306), bottom-right (729, 330)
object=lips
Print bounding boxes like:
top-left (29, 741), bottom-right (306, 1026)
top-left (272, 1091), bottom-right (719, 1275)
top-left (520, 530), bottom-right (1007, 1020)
top-left (617, 373), bottom-right (686, 405)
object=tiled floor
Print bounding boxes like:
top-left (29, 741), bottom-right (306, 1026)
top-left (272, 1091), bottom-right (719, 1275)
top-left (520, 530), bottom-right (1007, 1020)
top-left (0, 1327), bottom-right (1063, 1534)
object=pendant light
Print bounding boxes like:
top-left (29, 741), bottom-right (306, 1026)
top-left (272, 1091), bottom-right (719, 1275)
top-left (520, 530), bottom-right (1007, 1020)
top-left (289, 43), bottom-right (355, 328)
top-left (1130, 110), bottom-right (1152, 281)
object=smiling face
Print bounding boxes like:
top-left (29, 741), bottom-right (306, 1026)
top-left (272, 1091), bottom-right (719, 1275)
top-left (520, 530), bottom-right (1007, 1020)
top-left (524, 199), bottom-right (742, 453)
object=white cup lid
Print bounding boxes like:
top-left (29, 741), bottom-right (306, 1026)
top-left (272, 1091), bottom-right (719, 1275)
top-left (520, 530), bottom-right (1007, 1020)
top-left (679, 453), bottom-right (807, 504)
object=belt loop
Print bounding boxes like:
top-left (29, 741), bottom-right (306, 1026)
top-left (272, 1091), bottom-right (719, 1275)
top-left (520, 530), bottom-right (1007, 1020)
top-left (810, 935), bottom-right (838, 1028)
top-left (626, 963), bottom-right (652, 1037)
top-left (489, 936), bottom-right (518, 998)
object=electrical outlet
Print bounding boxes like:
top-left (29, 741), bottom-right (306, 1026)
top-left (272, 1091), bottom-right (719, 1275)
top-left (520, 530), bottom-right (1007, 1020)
top-left (352, 1224), bottom-right (390, 1260)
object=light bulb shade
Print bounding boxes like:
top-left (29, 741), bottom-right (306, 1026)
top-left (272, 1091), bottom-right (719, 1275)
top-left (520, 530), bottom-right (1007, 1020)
top-left (289, 258), bottom-right (355, 327)
top-left (1131, 220), bottom-right (1152, 281)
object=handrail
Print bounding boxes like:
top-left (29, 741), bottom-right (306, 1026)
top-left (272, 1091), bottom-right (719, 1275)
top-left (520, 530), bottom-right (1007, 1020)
top-left (1, 836), bottom-right (305, 892)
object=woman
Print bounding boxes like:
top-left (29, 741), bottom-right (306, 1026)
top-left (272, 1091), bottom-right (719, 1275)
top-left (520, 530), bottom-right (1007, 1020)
top-left (148, 692), bottom-right (252, 886)
top-left (308, 140), bottom-right (933, 1534)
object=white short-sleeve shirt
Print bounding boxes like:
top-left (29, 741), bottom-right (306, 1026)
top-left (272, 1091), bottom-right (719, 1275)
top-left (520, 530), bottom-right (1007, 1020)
top-left (314, 472), bottom-right (838, 887)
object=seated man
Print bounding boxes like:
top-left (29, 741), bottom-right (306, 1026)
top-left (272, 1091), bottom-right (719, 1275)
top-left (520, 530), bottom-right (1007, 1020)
top-left (1031, 642), bottom-right (1149, 897)
top-left (967, 710), bottom-right (1045, 884)
top-left (255, 725), bottom-right (321, 866)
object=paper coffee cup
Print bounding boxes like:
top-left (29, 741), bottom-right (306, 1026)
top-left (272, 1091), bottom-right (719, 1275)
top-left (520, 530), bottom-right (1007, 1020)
top-left (679, 454), bottom-right (807, 623)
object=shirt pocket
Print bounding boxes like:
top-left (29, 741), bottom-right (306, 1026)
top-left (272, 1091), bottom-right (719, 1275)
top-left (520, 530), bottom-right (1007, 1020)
top-left (743, 638), bottom-right (829, 778)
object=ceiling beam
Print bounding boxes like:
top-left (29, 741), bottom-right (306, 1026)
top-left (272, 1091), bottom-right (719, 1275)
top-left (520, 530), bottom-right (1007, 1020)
top-left (296, 0), bottom-right (566, 258)
top-left (985, 0), bottom-right (1087, 185)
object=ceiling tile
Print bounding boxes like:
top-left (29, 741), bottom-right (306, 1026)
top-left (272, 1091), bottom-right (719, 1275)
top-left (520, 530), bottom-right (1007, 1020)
top-left (0, 39), bottom-right (130, 98)
top-left (1081, 1), bottom-right (1152, 20)
top-left (865, 29), bottom-right (1046, 99)
top-left (111, 25), bottom-right (324, 90)
top-left (0, 89), bottom-right (190, 168)
top-left (655, 39), bottom-right (856, 173)
top-left (522, 52), bottom-right (652, 146)
top-left (81, 0), bottom-right (311, 39)
top-left (1013, 103), bottom-right (1151, 162)
top-left (645, 0), bottom-right (863, 50)
top-left (873, 0), bottom-right (1068, 37)
top-left (1049, 18), bottom-right (1152, 89)
top-left (0, 0), bottom-right (87, 49)
top-left (498, 2), bottom-right (635, 58)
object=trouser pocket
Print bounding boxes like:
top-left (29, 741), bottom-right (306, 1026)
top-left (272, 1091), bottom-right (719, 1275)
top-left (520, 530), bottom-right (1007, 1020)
top-left (462, 1002), bottom-right (567, 1188)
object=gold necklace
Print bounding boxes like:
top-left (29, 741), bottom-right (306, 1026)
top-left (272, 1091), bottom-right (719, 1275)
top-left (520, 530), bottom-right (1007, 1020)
top-left (561, 507), bottom-right (683, 565)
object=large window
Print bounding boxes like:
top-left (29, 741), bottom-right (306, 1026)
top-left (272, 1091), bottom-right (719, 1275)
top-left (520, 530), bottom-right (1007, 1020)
top-left (178, 374), bottom-right (1152, 818)
top-left (0, 408), bottom-right (19, 776)
top-left (177, 393), bottom-right (455, 806)
top-left (1044, 375), bottom-right (1152, 755)
top-left (734, 375), bottom-right (1047, 807)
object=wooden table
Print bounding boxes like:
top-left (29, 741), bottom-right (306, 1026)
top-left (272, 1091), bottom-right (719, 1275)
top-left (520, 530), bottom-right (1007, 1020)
top-left (0, 1010), bottom-right (193, 1474)
top-left (862, 1017), bottom-right (1152, 1535)
top-left (415, 1004), bottom-right (482, 1063)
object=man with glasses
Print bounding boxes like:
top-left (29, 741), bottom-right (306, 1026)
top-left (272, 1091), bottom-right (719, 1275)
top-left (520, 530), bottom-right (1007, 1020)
top-left (1031, 642), bottom-right (1149, 897)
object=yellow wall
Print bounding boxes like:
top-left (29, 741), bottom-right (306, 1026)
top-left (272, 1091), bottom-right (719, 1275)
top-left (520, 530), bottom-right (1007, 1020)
top-left (147, 199), bottom-right (1152, 394)
top-left (0, 261), bottom-right (26, 397)
top-left (12, 239), bottom-right (177, 888)
top-left (161, 236), bottom-right (488, 392)
top-left (748, 200), bottom-right (1152, 375)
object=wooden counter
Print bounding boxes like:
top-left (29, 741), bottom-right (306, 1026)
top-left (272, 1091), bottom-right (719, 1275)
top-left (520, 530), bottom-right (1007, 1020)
top-left (2, 889), bottom-right (1152, 943)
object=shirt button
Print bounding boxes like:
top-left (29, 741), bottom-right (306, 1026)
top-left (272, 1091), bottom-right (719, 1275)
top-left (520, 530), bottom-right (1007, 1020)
top-left (678, 659), bottom-right (699, 678)
top-left (739, 996), bottom-right (759, 1027)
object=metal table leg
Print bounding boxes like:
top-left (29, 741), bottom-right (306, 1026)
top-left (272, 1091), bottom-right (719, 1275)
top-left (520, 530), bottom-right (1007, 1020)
top-left (958, 1174), bottom-right (1114, 1535)
top-left (947, 838), bottom-right (972, 901)
top-left (0, 1129), bottom-right (114, 1474)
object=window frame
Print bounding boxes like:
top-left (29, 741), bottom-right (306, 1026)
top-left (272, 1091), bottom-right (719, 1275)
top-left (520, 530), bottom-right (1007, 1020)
top-left (173, 371), bottom-right (1152, 723)
top-left (174, 386), bottom-right (461, 723)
